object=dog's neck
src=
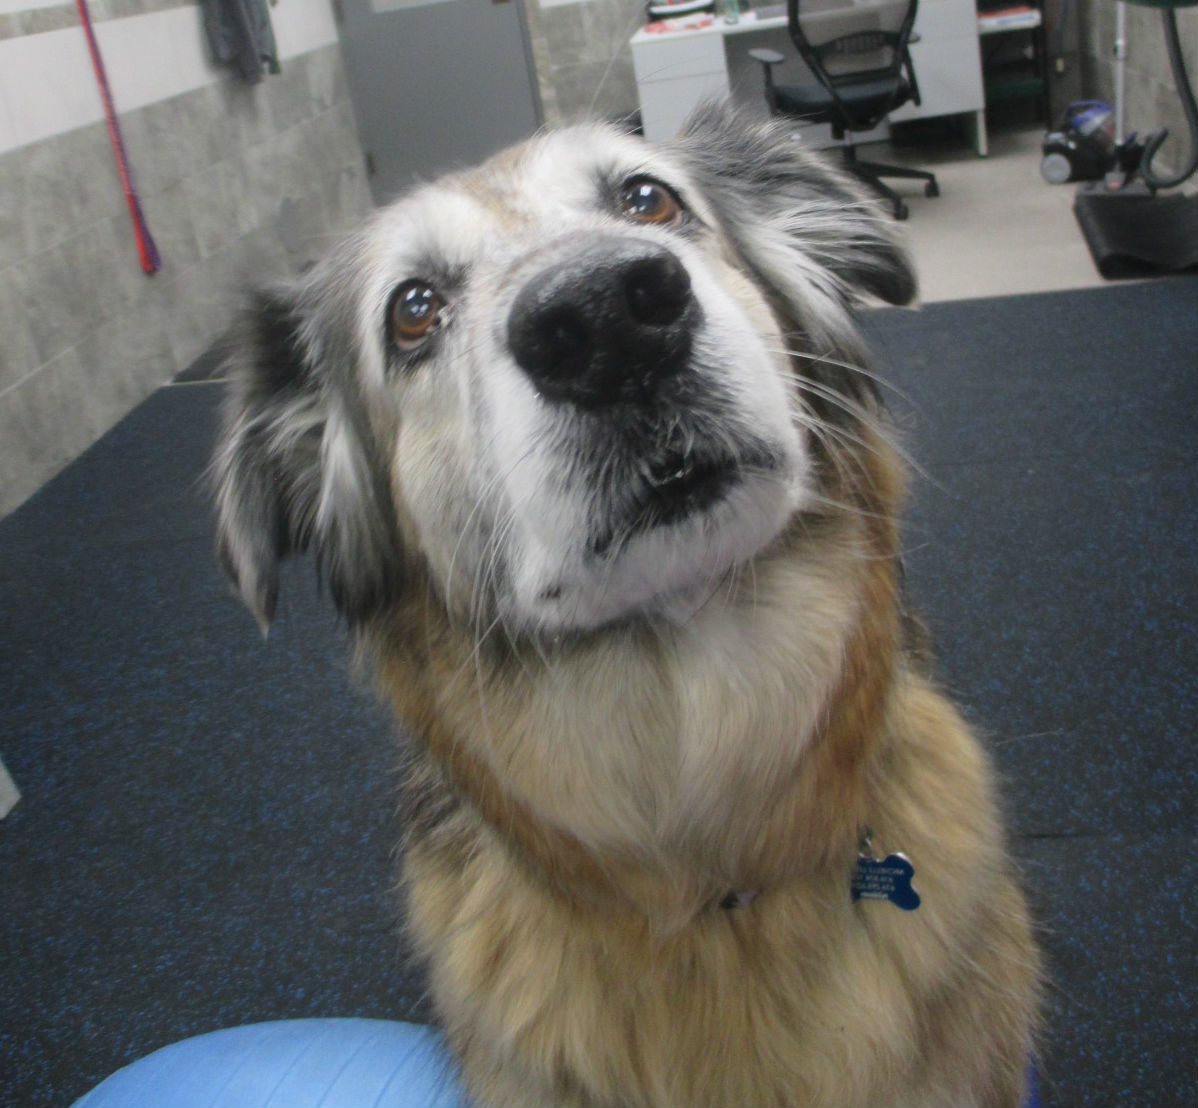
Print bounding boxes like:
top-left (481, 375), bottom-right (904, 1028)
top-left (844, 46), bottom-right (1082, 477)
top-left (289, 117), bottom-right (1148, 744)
top-left (370, 509), bottom-right (902, 924)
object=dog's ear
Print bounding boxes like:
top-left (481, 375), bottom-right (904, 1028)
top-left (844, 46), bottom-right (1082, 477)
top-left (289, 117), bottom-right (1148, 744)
top-left (673, 101), bottom-right (917, 309)
top-left (212, 286), bottom-right (401, 632)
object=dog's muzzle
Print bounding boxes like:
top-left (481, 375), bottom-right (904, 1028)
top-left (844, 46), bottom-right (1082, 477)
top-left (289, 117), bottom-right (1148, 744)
top-left (506, 238), bottom-right (701, 409)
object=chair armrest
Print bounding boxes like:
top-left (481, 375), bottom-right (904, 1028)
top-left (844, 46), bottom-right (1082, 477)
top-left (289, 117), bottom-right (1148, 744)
top-left (748, 48), bottom-right (786, 67)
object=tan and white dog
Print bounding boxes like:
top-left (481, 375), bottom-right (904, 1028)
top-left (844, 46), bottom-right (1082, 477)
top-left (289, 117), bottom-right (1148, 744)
top-left (213, 102), bottom-right (1040, 1107)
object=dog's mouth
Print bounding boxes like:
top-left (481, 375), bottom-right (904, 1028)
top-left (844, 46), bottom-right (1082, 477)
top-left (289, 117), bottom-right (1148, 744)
top-left (589, 445), bottom-right (775, 558)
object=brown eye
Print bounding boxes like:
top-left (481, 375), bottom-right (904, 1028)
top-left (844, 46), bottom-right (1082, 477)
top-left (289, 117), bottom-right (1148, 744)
top-left (619, 178), bottom-right (684, 227)
top-left (389, 280), bottom-right (445, 349)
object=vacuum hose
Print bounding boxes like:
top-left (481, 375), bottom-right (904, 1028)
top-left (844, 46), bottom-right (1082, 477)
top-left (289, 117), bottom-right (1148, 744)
top-left (1140, 8), bottom-right (1198, 190)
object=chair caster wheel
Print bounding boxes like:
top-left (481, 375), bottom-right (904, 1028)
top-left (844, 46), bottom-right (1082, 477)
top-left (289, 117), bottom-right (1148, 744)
top-left (894, 200), bottom-right (909, 220)
top-left (925, 181), bottom-right (940, 198)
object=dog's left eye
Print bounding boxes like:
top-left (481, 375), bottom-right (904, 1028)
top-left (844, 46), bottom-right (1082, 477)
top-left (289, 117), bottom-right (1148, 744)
top-left (389, 280), bottom-right (446, 350)
top-left (619, 178), bottom-right (685, 227)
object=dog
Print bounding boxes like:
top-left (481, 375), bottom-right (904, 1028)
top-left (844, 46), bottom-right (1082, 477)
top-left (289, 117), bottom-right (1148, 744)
top-left (212, 101), bottom-right (1040, 1107)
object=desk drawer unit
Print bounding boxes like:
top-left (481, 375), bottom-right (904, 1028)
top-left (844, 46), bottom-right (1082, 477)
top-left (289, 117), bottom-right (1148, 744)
top-left (632, 28), bottom-right (730, 142)
top-left (890, 37), bottom-right (984, 119)
top-left (890, 0), bottom-right (984, 120)
top-left (910, 0), bottom-right (980, 40)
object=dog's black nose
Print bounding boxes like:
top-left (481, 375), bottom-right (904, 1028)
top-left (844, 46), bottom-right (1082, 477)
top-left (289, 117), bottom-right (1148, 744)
top-left (506, 240), bottom-right (699, 408)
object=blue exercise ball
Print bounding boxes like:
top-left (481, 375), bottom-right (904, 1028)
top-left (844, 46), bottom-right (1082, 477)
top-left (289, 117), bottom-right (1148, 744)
top-left (72, 1018), bottom-right (466, 1108)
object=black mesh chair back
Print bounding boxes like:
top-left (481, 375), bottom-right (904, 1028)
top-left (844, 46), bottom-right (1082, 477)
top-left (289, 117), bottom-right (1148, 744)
top-left (787, 0), bottom-right (917, 129)
top-left (751, 0), bottom-right (939, 218)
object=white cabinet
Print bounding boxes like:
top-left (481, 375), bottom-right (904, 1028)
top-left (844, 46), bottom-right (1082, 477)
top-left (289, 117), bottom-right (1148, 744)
top-left (890, 0), bottom-right (985, 124)
top-left (632, 22), bottom-right (734, 143)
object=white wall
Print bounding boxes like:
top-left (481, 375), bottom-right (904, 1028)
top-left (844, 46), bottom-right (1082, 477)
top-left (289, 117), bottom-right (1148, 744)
top-left (0, 0), bottom-right (339, 155)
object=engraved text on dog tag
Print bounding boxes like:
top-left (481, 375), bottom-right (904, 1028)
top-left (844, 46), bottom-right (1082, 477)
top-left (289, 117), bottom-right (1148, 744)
top-left (851, 851), bottom-right (921, 911)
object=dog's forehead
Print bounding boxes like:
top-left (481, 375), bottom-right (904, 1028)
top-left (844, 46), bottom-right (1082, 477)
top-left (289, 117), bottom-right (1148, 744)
top-left (494, 124), bottom-right (682, 210)
top-left (366, 125), bottom-right (695, 272)
top-left (367, 187), bottom-right (494, 275)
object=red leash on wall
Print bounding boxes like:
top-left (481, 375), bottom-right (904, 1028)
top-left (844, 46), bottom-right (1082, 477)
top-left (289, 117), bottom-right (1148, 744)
top-left (76, 0), bottom-right (162, 274)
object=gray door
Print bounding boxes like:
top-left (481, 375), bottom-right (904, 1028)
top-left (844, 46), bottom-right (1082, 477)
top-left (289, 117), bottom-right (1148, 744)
top-left (335, 0), bottom-right (543, 204)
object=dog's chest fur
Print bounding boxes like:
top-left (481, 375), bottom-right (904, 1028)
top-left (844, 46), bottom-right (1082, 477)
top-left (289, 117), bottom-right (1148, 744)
top-left (359, 496), bottom-right (1034, 1107)
top-left (381, 535), bottom-right (1033, 1107)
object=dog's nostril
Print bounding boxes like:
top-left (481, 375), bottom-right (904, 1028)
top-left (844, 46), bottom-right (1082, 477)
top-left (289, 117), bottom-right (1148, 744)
top-left (624, 254), bottom-right (692, 328)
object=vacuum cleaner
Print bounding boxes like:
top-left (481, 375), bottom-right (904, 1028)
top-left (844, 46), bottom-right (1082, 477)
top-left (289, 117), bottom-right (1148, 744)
top-left (1040, 101), bottom-right (1142, 184)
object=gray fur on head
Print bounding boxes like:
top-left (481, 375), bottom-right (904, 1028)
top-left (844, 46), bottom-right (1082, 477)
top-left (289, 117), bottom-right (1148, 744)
top-left (674, 102), bottom-right (917, 311)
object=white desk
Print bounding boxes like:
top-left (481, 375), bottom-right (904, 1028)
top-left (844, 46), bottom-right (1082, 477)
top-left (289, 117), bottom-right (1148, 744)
top-left (631, 3), bottom-right (988, 154)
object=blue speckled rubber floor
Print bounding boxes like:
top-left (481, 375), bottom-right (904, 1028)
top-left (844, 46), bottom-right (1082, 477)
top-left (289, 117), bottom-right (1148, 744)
top-left (2, 277), bottom-right (1194, 1107)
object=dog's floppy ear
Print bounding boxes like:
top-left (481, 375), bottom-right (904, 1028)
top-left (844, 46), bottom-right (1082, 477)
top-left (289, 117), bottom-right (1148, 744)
top-left (673, 101), bottom-right (917, 309)
top-left (212, 286), bottom-right (401, 632)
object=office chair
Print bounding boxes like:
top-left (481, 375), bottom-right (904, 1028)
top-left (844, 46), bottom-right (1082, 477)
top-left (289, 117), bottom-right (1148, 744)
top-left (750, 0), bottom-right (939, 219)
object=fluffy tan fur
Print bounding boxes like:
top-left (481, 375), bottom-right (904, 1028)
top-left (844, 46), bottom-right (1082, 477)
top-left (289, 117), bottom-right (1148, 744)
top-left (363, 427), bottom-right (1039, 1107)
top-left (214, 106), bottom-right (1040, 1107)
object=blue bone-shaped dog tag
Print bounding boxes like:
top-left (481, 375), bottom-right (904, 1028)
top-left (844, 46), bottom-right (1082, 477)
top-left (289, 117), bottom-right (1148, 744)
top-left (851, 851), bottom-right (921, 911)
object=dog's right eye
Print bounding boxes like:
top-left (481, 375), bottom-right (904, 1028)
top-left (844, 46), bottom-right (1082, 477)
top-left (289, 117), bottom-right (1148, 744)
top-left (388, 280), bottom-right (446, 351)
top-left (619, 178), bottom-right (685, 228)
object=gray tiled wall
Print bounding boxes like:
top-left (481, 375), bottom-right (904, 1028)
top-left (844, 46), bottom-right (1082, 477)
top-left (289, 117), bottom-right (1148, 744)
top-left (0, 44), bottom-right (372, 517)
top-left (524, 0), bottom-right (645, 127)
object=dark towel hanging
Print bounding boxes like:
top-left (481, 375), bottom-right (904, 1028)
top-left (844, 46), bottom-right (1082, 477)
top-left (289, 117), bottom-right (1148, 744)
top-left (201, 0), bottom-right (281, 84)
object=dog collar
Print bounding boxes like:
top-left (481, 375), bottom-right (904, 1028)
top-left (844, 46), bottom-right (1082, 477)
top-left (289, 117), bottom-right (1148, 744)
top-left (718, 833), bottom-right (921, 912)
